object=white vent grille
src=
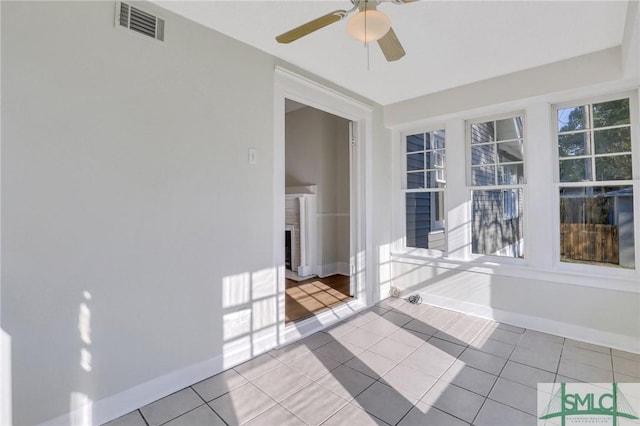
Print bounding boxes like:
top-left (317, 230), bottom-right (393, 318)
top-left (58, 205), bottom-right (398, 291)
top-left (117, 2), bottom-right (164, 41)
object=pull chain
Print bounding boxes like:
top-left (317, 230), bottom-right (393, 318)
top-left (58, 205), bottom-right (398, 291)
top-left (364, 0), bottom-right (370, 71)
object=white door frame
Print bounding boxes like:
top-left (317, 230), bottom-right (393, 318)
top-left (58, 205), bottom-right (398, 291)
top-left (273, 67), bottom-right (374, 342)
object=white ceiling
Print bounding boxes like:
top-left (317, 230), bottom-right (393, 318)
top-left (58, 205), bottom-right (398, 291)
top-left (155, 1), bottom-right (629, 105)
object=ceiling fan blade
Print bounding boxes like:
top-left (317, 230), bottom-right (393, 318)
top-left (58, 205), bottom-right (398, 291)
top-left (377, 27), bottom-right (405, 61)
top-left (276, 10), bottom-right (347, 44)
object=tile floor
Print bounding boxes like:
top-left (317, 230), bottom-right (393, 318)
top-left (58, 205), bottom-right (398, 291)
top-left (105, 298), bottom-right (640, 426)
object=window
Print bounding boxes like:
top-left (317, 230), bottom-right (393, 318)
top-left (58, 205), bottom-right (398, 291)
top-left (469, 115), bottom-right (525, 258)
top-left (503, 189), bottom-right (519, 220)
top-left (556, 97), bottom-right (635, 269)
top-left (404, 130), bottom-right (446, 251)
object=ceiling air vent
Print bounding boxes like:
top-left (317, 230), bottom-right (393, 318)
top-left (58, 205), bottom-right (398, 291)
top-left (117, 2), bottom-right (164, 41)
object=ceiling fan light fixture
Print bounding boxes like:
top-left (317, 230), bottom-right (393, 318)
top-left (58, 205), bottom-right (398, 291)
top-left (346, 9), bottom-right (391, 42)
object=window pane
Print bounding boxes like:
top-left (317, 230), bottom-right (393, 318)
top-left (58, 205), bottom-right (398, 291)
top-left (432, 130), bottom-right (445, 149)
top-left (426, 150), bottom-right (444, 169)
top-left (472, 165), bottom-right (496, 186)
top-left (434, 191), bottom-right (445, 223)
top-left (471, 121), bottom-right (495, 144)
top-left (558, 132), bottom-right (591, 157)
top-left (471, 144), bottom-right (495, 165)
top-left (496, 117), bottom-right (523, 141)
top-left (497, 163), bottom-right (524, 185)
top-left (594, 127), bottom-right (631, 154)
top-left (406, 192), bottom-right (445, 251)
top-left (559, 185), bottom-right (634, 269)
top-left (407, 153), bottom-right (424, 171)
top-left (425, 171), bottom-right (445, 188)
top-left (559, 158), bottom-right (592, 182)
top-left (406, 133), bottom-right (425, 152)
top-left (472, 189), bottom-right (524, 258)
top-left (557, 106), bottom-right (587, 132)
top-left (592, 98), bottom-right (630, 128)
top-left (595, 155), bottom-right (632, 181)
top-left (407, 172), bottom-right (424, 189)
top-left (497, 141), bottom-right (524, 162)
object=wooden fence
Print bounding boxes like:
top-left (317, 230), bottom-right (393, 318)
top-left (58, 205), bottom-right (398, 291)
top-left (560, 224), bottom-right (619, 264)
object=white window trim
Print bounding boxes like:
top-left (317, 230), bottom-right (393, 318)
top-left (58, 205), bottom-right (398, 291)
top-left (466, 111), bottom-right (527, 264)
top-left (550, 90), bottom-right (640, 278)
top-left (400, 126), bottom-right (448, 258)
top-left (390, 85), bottom-right (640, 294)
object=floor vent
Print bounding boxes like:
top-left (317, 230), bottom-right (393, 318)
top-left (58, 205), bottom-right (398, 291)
top-left (117, 2), bottom-right (164, 41)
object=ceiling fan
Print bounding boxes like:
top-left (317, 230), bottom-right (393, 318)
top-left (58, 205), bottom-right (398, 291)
top-left (275, 0), bottom-right (417, 62)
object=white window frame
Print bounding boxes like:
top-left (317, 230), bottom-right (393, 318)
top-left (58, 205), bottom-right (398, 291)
top-left (401, 127), bottom-right (447, 256)
top-left (467, 111), bottom-right (526, 263)
top-left (503, 189), bottom-right (519, 220)
top-left (552, 91), bottom-right (639, 275)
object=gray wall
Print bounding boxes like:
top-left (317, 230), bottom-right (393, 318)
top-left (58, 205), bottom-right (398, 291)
top-left (1, 2), bottom-right (391, 424)
top-left (2, 2), bottom-right (269, 424)
top-left (285, 106), bottom-right (350, 273)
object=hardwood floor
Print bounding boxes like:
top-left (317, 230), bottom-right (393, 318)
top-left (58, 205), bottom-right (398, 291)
top-left (285, 274), bottom-right (352, 323)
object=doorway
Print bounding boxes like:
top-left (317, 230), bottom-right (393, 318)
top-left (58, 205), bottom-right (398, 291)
top-left (274, 67), bottom-right (373, 339)
top-left (284, 99), bottom-right (352, 323)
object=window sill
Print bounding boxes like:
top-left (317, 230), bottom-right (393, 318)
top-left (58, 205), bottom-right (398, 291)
top-left (390, 250), bottom-right (639, 293)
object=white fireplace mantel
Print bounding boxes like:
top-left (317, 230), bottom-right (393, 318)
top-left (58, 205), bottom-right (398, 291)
top-left (285, 185), bottom-right (317, 277)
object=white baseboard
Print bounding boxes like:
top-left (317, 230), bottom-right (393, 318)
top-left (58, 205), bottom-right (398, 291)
top-left (318, 262), bottom-right (350, 278)
top-left (408, 291), bottom-right (640, 354)
top-left (39, 354), bottom-right (225, 426)
top-left (336, 262), bottom-right (350, 276)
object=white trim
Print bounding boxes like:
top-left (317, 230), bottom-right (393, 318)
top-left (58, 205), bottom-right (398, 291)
top-left (391, 253), bottom-right (640, 294)
top-left (400, 292), bottom-right (639, 354)
top-left (39, 354), bottom-right (224, 426)
top-left (317, 262), bottom-right (351, 278)
top-left (400, 127), bottom-right (449, 256)
top-left (550, 90), bottom-right (639, 278)
top-left (273, 66), bottom-right (374, 341)
top-left (283, 299), bottom-right (368, 342)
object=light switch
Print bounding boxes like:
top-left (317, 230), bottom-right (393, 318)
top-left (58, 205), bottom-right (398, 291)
top-left (248, 148), bottom-right (257, 165)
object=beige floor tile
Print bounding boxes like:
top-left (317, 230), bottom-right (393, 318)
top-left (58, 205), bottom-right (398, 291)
top-left (561, 345), bottom-right (613, 370)
top-left (139, 388), bottom-right (203, 426)
top-left (557, 358), bottom-right (614, 383)
top-left (163, 405), bottom-right (225, 426)
top-left (242, 405), bottom-right (304, 426)
top-left (103, 411), bottom-right (147, 426)
top-left (420, 380), bottom-right (484, 424)
top-left (324, 403), bottom-right (389, 426)
top-left (208, 383), bottom-right (276, 425)
top-left (440, 360), bottom-right (498, 396)
top-left (354, 381), bottom-right (415, 426)
top-left (488, 377), bottom-right (538, 416)
top-left (458, 347), bottom-right (507, 376)
top-left (281, 382), bottom-right (348, 426)
top-left (316, 364), bottom-right (376, 401)
top-left (474, 399), bottom-right (536, 426)
top-left (500, 360), bottom-right (555, 389)
top-left (251, 364), bottom-right (312, 402)
top-left (314, 339), bottom-right (364, 363)
top-left (381, 364), bottom-right (438, 400)
top-left (344, 350), bottom-right (398, 379)
top-left (510, 346), bottom-right (560, 373)
top-left (288, 351), bottom-right (341, 380)
top-left (397, 402), bottom-right (470, 426)
top-left (192, 369), bottom-right (248, 402)
top-left (233, 353), bottom-right (283, 381)
top-left (368, 337), bottom-right (416, 362)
